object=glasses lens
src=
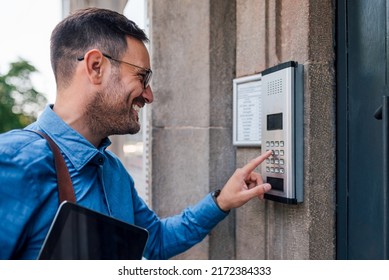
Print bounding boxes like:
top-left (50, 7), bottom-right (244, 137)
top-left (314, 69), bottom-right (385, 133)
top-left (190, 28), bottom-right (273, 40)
top-left (144, 70), bottom-right (152, 88)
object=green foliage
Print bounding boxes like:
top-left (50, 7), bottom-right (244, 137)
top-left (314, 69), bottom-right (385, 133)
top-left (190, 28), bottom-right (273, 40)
top-left (0, 59), bottom-right (47, 133)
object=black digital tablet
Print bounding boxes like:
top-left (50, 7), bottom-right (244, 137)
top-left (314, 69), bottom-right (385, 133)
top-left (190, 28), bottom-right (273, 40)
top-left (37, 201), bottom-right (148, 260)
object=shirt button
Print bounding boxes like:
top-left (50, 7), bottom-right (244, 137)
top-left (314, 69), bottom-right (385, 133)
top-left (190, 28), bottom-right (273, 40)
top-left (97, 157), bottom-right (104, 164)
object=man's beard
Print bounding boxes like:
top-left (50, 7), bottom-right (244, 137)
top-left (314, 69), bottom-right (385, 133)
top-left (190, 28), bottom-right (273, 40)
top-left (85, 78), bottom-right (141, 138)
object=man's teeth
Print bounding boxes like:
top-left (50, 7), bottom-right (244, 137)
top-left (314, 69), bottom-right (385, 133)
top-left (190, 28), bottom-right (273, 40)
top-left (132, 104), bottom-right (141, 113)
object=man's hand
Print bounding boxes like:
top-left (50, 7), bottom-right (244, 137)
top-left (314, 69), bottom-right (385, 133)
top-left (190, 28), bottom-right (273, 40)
top-left (216, 150), bottom-right (273, 212)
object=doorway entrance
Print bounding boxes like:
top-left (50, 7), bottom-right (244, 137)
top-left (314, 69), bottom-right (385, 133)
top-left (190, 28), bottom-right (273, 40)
top-left (336, 0), bottom-right (389, 259)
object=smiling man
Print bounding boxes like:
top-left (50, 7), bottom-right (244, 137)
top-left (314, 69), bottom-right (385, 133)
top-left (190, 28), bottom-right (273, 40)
top-left (0, 8), bottom-right (272, 260)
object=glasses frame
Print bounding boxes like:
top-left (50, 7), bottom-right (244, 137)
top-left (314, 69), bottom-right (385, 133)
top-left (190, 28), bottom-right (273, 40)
top-left (77, 53), bottom-right (152, 89)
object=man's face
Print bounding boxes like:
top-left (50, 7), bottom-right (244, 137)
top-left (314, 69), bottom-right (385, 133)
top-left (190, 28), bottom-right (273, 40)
top-left (85, 37), bottom-right (153, 137)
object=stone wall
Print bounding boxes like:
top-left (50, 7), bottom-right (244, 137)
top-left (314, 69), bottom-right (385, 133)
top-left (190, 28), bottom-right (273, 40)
top-left (149, 0), bottom-right (237, 259)
top-left (149, 0), bottom-right (336, 260)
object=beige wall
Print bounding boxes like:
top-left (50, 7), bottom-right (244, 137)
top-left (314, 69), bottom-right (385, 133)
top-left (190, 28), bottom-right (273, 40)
top-left (149, 0), bottom-right (336, 259)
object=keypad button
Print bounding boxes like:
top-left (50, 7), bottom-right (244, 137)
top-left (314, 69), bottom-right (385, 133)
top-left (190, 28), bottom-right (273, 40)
top-left (280, 141), bottom-right (284, 147)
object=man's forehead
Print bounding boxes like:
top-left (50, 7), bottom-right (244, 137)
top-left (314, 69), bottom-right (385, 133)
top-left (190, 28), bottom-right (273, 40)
top-left (124, 37), bottom-right (150, 67)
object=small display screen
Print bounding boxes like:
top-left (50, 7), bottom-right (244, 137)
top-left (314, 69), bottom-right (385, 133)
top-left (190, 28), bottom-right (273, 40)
top-left (266, 177), bottom-right (284, 192)
top-left (267, 113), bottom-right (283, 130)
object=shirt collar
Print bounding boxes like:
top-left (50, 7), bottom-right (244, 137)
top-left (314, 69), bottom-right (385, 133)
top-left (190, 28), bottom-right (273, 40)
top-left (35, 105), bottom-right (112, 171)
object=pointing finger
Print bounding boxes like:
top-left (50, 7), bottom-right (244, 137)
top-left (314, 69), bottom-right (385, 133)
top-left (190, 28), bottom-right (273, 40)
top-left (241, 150), bottom-right (272, 174)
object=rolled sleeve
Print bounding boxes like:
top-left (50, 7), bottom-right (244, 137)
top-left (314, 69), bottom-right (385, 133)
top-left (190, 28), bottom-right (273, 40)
top-left (141, 193), bottom-right (229, 260)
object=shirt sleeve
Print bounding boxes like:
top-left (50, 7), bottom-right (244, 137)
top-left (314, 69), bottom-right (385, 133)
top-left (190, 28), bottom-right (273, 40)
top-left (132, 191), bottom-right (229, 260)
top-left (0, 131), bottom-right (57, 259)
top-left (0, 153), bottom-right (37, 259)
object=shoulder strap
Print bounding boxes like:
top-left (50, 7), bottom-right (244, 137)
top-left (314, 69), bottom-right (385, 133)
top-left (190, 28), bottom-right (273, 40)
top-left (28, 130), bottom-right (76, 204)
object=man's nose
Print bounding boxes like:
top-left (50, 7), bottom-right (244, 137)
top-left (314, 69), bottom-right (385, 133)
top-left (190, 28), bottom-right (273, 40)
top-left (142, 85), bottom-right (153, 104)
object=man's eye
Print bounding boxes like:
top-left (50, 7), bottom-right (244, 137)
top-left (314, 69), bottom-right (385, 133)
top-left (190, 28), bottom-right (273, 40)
top-left (138, 73), bottom-right (146, 80)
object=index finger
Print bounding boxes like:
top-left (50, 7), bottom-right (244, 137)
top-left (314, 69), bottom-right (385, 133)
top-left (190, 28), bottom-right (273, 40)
top-left (241, 150), bottom-right (273, 174)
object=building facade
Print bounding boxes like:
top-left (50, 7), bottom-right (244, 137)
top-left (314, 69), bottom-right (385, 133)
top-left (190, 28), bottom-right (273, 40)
top-left (66, 0), bottom-right (389, 260)
top-left (148, 0), bottom-right (335, 260)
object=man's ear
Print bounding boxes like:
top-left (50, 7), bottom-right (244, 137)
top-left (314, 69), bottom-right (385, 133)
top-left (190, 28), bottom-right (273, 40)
top-left (83, 49), bottom-right (107, 85)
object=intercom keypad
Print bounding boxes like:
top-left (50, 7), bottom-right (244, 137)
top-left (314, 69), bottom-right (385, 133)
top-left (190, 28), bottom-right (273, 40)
top-left (265, 140), bottom-right (285, 175)
top-left (261, 61), bottom-right (303, 204)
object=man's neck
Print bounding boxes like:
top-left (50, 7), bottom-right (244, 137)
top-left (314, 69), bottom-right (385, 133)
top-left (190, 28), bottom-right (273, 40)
top-left (53, 99), bottom-right (103, 148)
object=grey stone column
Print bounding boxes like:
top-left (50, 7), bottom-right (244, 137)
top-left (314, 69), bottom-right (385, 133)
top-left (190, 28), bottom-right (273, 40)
top-left (64, 0), bottom-right (127, 14)
top-left (149, 0), bottom-right (237, 259)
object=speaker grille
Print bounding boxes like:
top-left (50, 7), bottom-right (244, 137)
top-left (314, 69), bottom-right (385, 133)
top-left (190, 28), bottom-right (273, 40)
top-left (267, 78), bottom-right (283, 95)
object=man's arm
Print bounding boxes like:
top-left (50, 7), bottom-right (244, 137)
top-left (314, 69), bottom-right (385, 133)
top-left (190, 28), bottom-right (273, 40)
top-left (132, 151), bottom-right (272, 260)
top-left (0, 131), bottom-right (57, 259)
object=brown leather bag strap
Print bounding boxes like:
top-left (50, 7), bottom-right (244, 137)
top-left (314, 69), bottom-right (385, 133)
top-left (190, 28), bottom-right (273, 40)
top-left (29, 130), bottom-right (76, 204)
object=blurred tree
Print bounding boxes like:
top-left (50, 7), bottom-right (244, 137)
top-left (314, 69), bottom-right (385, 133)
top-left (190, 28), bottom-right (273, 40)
top-left (0, 59), bottom-right (47, 133)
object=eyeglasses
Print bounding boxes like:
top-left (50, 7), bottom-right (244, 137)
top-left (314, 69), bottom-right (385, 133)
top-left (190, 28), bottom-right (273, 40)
top-left (77, 53), bottom-right (153, 89)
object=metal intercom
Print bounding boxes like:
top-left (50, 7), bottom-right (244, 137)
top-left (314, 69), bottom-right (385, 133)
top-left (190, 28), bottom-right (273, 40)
top-left (261, 61), bottom-right (304, 204)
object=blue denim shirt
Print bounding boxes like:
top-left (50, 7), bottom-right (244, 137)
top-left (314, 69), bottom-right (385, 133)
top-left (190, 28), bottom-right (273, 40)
top-left (0, 105), bottom-right (228, 259)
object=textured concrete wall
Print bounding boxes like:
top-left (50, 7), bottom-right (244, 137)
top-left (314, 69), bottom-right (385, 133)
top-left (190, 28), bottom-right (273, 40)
top-left (67, 0), bottom-right (127, 12)
top-left (149, 0), bottom-right (336, 259)
top-left (235, 0), bottom-right (335, 259)
top-left (149, 0), bottom-right (237, 259)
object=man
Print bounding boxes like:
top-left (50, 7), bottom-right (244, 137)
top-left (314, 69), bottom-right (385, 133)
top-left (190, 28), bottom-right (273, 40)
top-left (0, 8), bottom-right (272, 259)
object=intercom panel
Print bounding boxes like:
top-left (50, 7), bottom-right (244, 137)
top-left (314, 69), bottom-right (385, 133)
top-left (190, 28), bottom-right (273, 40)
top-left (261, 61), bottom-right (304, 204)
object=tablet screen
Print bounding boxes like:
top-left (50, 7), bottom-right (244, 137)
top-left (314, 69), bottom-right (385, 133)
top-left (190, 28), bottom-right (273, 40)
top-left (38, 202), bottom-right (148, 260)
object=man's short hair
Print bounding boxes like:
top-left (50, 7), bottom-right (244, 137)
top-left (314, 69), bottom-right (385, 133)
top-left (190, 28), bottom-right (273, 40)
top-left (50, 7), bottom-right (149, 89)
